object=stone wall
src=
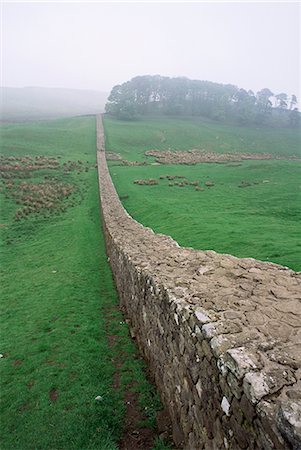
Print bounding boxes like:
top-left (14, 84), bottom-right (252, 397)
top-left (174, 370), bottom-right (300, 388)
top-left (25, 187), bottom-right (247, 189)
top-left (96, 115), bottom-right (301, 449)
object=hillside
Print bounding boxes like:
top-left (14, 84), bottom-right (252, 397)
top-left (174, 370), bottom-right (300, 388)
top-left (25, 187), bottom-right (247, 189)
top-left (0, 87), bottom-right (108, 121)
top-left (104, 115), bottom-right (301, 271)
top-left (0, 116), bottom-right (167, 449)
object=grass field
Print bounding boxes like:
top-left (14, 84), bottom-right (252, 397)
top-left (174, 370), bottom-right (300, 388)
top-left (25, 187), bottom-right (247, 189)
top-left (104, 115), bottom-right (301, 161)
top-left (103, 115), bottom-right (301, 271)
top-left (0, 117), bottom-right (168, 449)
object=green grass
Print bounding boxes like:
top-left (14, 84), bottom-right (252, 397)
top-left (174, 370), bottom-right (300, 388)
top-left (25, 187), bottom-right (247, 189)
top-left (104, 115), bottom-right (301, 161)
top-left (0, 117), bottom-right (167, 449)
top-left (103, 115), bottom-right (301, 271)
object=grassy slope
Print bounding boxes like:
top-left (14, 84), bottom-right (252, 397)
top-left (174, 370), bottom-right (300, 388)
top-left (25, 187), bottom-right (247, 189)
top-left (104, 115), bottom-right (301, 271)
top-left (104, 115), bottom-right (301, 160)
top-left (0, 117), bottom-right (163, 449)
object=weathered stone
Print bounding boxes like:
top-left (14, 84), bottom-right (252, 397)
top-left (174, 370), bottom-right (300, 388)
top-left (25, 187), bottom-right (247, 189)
top-left (194, 308), bottom-right (211, 324)
top-left (201, 323), bottom-right (216, 339)
top-left (240, 394), bottom-right (256, 423)
top-left (172, 421), bottom-right (185, 448)
top-left (229, 416), bottom-right (249, 449)
top-left (179, 333), bottom-right (185, 355)
top-left (224, 347), bottom-right (262, 380)
top-left (269, 344), bottom-right (301, 370)
top-left (219, 375), bottom-right (232, 400)
top-left (243, 372), bottom-right (269, 404)
top-left (217, 355), bottom-right (229, 377)
top-left (195, 379), bottom-right (203, 399)
top-left (286, 388), bottom-right (301, 401)
top-left (210, 335), bottom-right (234, 357)
top-left (277, 401), bottom-right (301, 449)
top-left (156, 409), bottom-right (171, 433)
top-left (264, 368), bottom-right (296, 395)
top-left (188, 365), bottom-right (200, 385)
top-left (202, 339), bottom-right (214, 361)
top-left (221, 396), bottom-right (231, 416)
top-left (202, 320), bottom-right (242, 339)
top-left (193, 405), bottom-right (204, 428)
top-left (230, 397), bottom-right (244, 425)
top-left (223, 310), bottom-right (242, 320)
top-left (188, 431), bottom-right (200, 450)
top-left (227, 371), bottom-right (243, 400)
top-left (256, 401), bottom-right (285, 448)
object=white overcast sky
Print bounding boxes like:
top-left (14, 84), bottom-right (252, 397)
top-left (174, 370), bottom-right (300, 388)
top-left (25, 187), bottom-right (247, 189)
top-left (1, 1), bottom-right (300, 98)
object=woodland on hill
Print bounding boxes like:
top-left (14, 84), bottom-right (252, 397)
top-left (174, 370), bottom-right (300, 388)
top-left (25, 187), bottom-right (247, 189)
top-left (105, 75), bottom-right (300, 128)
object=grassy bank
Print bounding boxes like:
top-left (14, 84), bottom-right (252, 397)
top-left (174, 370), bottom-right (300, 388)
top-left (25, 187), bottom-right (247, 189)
top-left (103, 115), bottom-right (301, 161)
top-left (0, 117), bottom-right (166, 449)
top-left (103, 115), bottom-right (301, 271)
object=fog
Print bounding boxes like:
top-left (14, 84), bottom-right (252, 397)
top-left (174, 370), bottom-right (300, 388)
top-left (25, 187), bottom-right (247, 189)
top-left (2, 2), bottom-right (300, 98)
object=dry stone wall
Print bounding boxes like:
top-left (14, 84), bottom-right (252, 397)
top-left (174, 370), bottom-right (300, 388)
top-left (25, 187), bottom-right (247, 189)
top-left (96, 115), bottom-right (301, 449)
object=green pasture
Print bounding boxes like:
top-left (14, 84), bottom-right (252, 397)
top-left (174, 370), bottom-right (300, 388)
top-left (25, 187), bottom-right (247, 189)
top-left (103, 115), bottom-right (301, 161)
top-left (0, 117), bottom-right (166, 449)
top-left (104, 116), bottom-right (301, 271)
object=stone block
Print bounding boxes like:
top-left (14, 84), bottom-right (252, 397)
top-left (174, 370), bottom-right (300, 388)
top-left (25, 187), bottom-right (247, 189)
top-left (221, 396), bottom-right (231, 416)
top-left (210, 335), bottom-right (235, 358)
top-left (240, 393), bottom-right (256, 423)
top-left (202, 339), bottom-right (214, 361)
top-left (277, 400), bottom-right (301, 449)
top-left (229, 415), bottom-right (249, 449)
top-left (188, 364), bottom-right (200, 385)
top-left (219, 375), bottom-right (232, 400)
top-left (256, 401), bottom-right (285, 448)
top-left (230, 397), bottom-right (244, 425)
top-left (172, 421), bottom-right (185, 448)
top-left (243, 372), bottom-right (269, 404)
top-left (224, 347), bottom-right (262, 380)
top-left (194, 307), bottom-right (211, 324)
top-left (227, 371), bottom-right (243, 400)
top-left (195, 379), bottom-right (203, 399)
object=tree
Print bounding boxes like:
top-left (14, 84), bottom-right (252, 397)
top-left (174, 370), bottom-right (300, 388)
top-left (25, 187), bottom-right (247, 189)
top-left (289, 108), bottom-right (300, 127)
top-left (232, 88), bottom-right (257, 124)
top-left (289, 94), bottom-right (298, 110)
top-left (275, 93), bottom-right (288, 109)
top-left (105, 76), bottom-right (299, 128)
top-left (105, 82), bottom-right (138, 119)
top-left (256, 88), bottom-right (274, 110)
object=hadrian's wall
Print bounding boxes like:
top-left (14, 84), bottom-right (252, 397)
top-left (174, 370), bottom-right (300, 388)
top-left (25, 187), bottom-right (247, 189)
top-left (96, 115), bottom-right (301, 449)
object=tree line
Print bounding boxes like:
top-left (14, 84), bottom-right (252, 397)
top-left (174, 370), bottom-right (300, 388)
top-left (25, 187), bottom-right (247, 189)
top-left (105, 75), bottom-right (300, 127)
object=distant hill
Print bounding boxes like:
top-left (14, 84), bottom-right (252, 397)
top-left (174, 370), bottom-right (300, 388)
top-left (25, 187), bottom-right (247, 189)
top-left (0, 87), bottom-right (108, 121)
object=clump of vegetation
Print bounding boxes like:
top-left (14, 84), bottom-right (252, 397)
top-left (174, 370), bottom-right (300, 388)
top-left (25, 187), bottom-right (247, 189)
top-left (105, 74), bottom-right (300, 127)
top-left (119, 194), bottom-right (129, 200)
top-left (133, 178), bottom-right (158, 185)
top-left (133, 176), bottom-right (203, 190)
top-left (122, 159), bottom-right (147, 166)
top-left (0, 154), bottom-right (94, 223)
top-left (238, 180), bottom-right (252, 188)
top-left (13, 180), bottom-right (75, 220)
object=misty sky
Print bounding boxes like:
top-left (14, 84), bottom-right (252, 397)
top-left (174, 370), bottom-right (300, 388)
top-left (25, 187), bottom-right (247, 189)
top-left (2, 2), bottom-right (300, 98)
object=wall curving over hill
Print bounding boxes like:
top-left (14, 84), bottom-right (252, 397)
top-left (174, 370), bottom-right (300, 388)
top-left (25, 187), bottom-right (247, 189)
top-left (96, 115), bottom-right (301, 449)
